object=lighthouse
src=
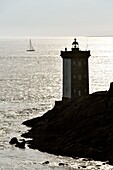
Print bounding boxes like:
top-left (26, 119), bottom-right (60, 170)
top-left (60, 38), bottom-right (90, 100)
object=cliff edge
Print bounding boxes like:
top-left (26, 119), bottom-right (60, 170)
top-left (22, 82), bottom-right (113, 165)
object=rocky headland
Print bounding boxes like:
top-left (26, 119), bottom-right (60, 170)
top-left (22, 83), bottom-right (113, 165)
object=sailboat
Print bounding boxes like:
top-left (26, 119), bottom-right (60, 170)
top-left (27, 39), bottom-right (35, 51)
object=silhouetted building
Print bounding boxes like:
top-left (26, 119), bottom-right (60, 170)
top-left (60, 38), bottom-right (90, 100)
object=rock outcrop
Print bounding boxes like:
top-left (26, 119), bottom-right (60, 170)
top-left (22, 83), bottom-right (113, 165)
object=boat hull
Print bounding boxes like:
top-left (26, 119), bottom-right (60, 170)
top-left (26, 49), bottom-right (35, 52)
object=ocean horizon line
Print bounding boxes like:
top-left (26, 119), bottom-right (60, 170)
top-left (0, 35), bottom-right (113, 40)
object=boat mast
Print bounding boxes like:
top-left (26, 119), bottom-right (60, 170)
top-left (29, 39), bottom-right (32, 50)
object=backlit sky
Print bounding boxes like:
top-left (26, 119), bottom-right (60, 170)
top-left (0, 0), bottom-right (113, 37)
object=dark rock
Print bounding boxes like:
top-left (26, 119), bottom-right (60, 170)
top-left (81, 165), bottom-right (86, 168)
top-left (15, 139), bottom-right (26, 149)
top-left (9, 137), bottom-right (26, 149)
top-left (9, 137), bottom-right (18, 145)
top-left (21, 83), bottom-right (113, 165)
top-left (96, 164), bottom-right (101, 167)
top-left (42, 161), bottom-right (49, 165)
top-left (59, 163), bottom-right (64, 166)
top-left (108, 82), bottom-right (113, 97)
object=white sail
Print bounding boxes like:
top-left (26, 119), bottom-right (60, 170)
top-left (27, 39), bottom-right (35, 51)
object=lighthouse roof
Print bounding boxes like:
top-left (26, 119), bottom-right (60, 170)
top-left (60, 38), bottom-right (90, 59)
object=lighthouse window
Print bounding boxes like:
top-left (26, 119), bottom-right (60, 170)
top-left (85, 88), bottom-right (87, 93)
top-left (84, 74), bottom-right (86, 78)
top-left (74, 89), bottom-right (76, 93)
top-left (78, 61), bottom-right (81, 67)
top-left (73, 61), bottom-right (75, 65)
top-left (84, 61), bottom-right (86, 65)
top-left (78, 90), bottom-right (81, 96)
top-left (78, 74), bottom-right (81, 80)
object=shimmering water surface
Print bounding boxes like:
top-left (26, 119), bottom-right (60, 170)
top-left (0, 37), bottom-right (113, 170)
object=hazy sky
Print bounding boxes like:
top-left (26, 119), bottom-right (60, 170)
top-left (0, 0), bottom-right (113, 37)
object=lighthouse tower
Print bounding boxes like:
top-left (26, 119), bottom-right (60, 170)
top-left (60, 38), bottom-right (90, 100)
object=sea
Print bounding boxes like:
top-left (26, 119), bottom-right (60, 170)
top-left (0, 37), bottom-right (113, 170)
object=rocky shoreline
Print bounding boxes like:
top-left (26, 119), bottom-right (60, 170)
top-left (22, 83), bottom-right (113, 165)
